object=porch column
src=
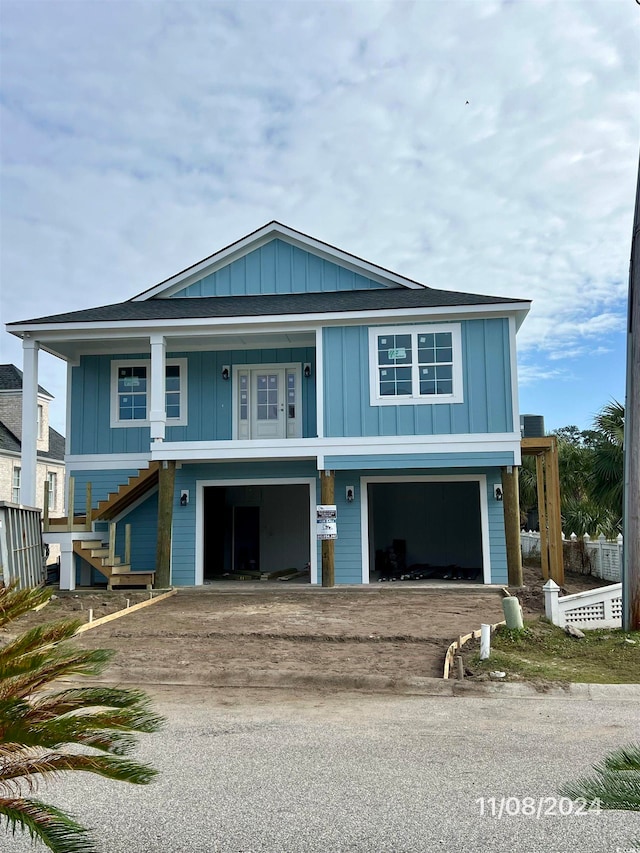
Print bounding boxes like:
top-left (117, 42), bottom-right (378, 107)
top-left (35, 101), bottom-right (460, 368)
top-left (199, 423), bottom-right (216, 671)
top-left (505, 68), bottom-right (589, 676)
top-left (501, 465), bottom-right (523, 587)
top-left (149, 334), bottom-right (166, 442)
top-left (59, 539), bottom-right (75, 591)
top-left (20, 337), bottom-right (39, 506)
top-left (155, 459), bottom-right (176, 588)
top-left (320, 470), bottom-right (335, 587)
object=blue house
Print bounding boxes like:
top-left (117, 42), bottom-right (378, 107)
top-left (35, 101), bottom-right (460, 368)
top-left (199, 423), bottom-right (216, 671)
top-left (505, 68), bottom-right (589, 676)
top-left (7, 222), bottom-right (530, 589)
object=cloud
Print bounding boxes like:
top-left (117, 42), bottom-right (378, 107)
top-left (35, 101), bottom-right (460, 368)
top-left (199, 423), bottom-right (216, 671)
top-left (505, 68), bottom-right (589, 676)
top-left (0, 0), bottom-right (637, 430)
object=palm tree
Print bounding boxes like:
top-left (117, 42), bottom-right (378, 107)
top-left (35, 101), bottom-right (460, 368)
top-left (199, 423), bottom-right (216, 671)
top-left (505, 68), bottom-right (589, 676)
top-left (0, 582), bottom-right (163, 853)
top-left (590, 400), bottom-right (625, 529)
top-left (560, 743), bottom-right (640, 846)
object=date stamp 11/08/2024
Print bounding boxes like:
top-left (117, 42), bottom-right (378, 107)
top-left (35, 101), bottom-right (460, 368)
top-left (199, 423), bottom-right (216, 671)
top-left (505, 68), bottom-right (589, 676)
top-left (476, 796), bottom-right (602, 819)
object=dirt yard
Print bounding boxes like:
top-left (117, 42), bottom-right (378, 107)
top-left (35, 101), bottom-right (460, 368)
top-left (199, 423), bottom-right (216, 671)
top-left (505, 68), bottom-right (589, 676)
top-left (5, 564), bottom-right (610, 684)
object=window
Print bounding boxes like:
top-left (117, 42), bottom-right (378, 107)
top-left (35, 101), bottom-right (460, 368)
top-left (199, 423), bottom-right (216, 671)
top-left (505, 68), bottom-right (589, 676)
top-left (369, 324), bottom-right (463, 405)
top-left (47, 471), bottom-right (57, 511)
top-left (111, 359), bottom-right (187, 427)
top-left (37, 405), bottom-right (44, 440)
top-left (12, 467), bottom-right (21, 504)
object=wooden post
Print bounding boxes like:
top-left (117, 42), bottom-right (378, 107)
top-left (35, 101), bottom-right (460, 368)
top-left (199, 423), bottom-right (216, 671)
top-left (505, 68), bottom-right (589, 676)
top-left (67, 476), bottom-right (75, 532)
top-left (545, 439), bottom-right (564, 586)
top-left (124, 523), bottom-right (131, 565)
top-left (535, 454), bottom-right (549, 580)
top-left (501, 466), bottom-right (523, 587)
top-left (85, 481), bottom-right (92, 531)
top-left (320, 470), bottom-right (335, 588)
top-left (108, 522), bottom-right (116, 564)
top-left (155, 460), bottom-right (176, 588)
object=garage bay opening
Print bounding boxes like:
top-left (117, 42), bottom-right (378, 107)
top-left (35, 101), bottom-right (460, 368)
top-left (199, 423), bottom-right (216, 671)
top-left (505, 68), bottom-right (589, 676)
top-left (367, 480), bottom-right (484, 582)
top-left (203, 484), bottom-right (311, 583)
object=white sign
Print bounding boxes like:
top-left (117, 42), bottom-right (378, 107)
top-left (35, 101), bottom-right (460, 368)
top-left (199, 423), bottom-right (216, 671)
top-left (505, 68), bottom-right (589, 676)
top-left (317, 504), bottom-right (337, 539)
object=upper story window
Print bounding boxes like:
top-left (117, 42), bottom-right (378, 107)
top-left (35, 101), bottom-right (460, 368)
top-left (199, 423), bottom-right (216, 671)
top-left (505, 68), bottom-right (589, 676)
top-left (110, 359), bottom-right (188, 428)
top-left (368, 324), bottom-right (463, 406)
top-left (47, 471), bottom-right (57, 511)
top-left (12, 467), bottom-right (21, 504)
top-left (37, 404), bottom-right (44, 440)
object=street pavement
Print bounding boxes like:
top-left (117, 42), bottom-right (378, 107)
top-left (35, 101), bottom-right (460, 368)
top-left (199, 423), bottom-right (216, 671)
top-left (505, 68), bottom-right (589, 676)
top-left (8, 686), bottom-right (640, 853)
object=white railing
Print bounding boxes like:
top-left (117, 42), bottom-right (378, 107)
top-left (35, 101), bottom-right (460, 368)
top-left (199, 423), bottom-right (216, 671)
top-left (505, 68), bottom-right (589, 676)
top-left (521, 530), bottom-right (623, 583)
top-left (543, 580), bottom-right (622, 629)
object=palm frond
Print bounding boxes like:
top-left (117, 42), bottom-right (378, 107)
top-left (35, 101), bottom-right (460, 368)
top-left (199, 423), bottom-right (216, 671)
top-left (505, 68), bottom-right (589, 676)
top-left (1, 752), bottom-right (158, 786)
top-left (0, 584), bottom-right (51, 629)
top-left (0, 796), bottom-right (98, 853)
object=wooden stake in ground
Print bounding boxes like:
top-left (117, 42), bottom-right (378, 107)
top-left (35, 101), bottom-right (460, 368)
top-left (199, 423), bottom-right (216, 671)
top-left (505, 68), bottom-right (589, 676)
top-left (155, 460), bottom-right (176, 588)
top-left (501, 466), bottom-right (523, 587)
top-left (320, 470), bottom-right (335, 588)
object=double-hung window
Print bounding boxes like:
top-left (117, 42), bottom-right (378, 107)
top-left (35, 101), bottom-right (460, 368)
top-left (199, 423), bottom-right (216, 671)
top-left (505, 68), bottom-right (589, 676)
top-left (111, 359), bottom-right (188, 427)
top-left (369, 324), bottom-right (463, 405)
top-left (12, 467), bottom-right (21, 504)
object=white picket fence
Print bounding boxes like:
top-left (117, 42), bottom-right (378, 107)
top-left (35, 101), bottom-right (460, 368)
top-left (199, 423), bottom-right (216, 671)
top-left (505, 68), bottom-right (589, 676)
top-left (521, 530), bottom-right (623, 583)
top-left (543, 580), bottom-right (622, 629)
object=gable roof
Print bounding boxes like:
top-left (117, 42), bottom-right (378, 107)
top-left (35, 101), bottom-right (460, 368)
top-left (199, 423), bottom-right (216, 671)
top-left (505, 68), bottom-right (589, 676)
top-left (132, 221), bottom-right (426, 300)
top-left (8, 286), bottom-right (528, 328)
top-left (0, 364), bottom-right (52, 398)
top-left (0, 420), bottom-right (64, 462)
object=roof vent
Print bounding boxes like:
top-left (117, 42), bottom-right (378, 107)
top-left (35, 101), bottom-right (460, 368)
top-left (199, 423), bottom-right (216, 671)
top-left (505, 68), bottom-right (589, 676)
top-left (520, 414), bottom-right (545, 438)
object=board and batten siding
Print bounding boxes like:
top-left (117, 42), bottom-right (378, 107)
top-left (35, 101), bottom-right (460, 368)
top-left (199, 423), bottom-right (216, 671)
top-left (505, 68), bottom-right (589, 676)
top-left (323, 318), bottom-right (513, 437)
top-left (68, 468), bottom-right (140, 515)
top-left (172, 239), bottom-right (390, 297)
top-left (70, 348), bottom-right (317, 454)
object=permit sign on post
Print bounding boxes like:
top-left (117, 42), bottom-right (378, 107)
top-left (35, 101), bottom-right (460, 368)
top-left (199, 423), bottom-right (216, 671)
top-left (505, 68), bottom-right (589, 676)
top-left (316, 504), bottom-right (337, 540)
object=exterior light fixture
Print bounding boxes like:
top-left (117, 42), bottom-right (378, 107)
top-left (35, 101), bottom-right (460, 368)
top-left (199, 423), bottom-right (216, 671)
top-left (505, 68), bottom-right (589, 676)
top-left (303, 363), bottom-right (311, 378)
top-left (221, 365), bottom-right (230, 380)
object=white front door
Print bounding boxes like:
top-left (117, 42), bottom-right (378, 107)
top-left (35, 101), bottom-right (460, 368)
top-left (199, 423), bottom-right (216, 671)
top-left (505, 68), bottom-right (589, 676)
top-left (251, 369), bottom-right (286, 439)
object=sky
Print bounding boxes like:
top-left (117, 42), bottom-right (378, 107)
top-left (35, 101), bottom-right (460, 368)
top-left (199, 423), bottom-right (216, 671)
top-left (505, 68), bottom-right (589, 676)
top-left (0, 0), bottom-right (638, 435)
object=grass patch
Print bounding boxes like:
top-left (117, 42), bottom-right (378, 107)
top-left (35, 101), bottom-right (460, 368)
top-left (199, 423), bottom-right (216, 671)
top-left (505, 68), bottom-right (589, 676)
top-left (468, 618), bottom-right (640, 684)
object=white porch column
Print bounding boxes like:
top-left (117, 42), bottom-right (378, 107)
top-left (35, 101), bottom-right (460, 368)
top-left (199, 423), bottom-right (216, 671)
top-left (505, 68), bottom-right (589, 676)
top-left (59, 539), bottom-right (75, 591)
top-left (149, 334), bottom-right (166, 442)
top-left (20, 337), bottom-right (39, 506)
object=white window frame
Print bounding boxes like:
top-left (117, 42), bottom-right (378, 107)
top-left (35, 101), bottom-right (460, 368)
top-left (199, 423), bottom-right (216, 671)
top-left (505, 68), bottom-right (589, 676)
top-left (37, 404), bottom-right (44, 440)
top-left (12, 466), bottom-right (21, 504)
top-left (46, 471), bottom-right (57, 511)
top-left (110, 358), bottom-right (188, 428)
top-left (368, 323), bottom-right (463, 406)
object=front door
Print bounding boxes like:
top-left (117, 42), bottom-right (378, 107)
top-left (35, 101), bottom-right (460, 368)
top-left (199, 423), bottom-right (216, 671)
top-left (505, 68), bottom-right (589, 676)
top-left (250, 369), bottom-right (286, 439)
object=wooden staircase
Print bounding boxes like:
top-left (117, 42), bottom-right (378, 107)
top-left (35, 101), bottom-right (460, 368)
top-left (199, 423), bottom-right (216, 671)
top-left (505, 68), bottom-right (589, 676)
top-left (73, 524), bottom-right (155, 590)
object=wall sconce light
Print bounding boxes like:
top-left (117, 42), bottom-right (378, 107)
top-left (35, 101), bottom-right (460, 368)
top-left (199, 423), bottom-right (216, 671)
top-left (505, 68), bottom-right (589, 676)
top-left (180, 490), bottom-right (189, 506)
top-left (494, 485), bottom-right (503, 502)
top-left (346, 485), bottom-right (355, 503)
top-left (303, 362), bottom-right (312, 378)
top-left (221, 365), bottom-right (230, 381)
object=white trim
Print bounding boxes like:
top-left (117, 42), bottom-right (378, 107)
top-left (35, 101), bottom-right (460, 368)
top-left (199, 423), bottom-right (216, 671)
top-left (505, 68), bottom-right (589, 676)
top-left (194, 476), bottom-right (318, 586)
top-left (66, 454), bottom-right (151, 470)
top-left (130, 222), bottom-right (425, 301)
top-left (509, 315), bottom-right (520, 443)
top-left (8, 302), bottom-right (532, 342)
top-left (109, 357), bottom-right (188, 429)
top-left (66, 361), bottom-right (73, 457)
top-left (20, 338), bottom-right (39, 506)
top-left (149, 432), bottom-right (521, 462)
top-left (368, 323), bottom-right (463, 406)
top-left (315, 327), bottom-right (324, 438)
top-left (360, 474), bottom-right (491, 585)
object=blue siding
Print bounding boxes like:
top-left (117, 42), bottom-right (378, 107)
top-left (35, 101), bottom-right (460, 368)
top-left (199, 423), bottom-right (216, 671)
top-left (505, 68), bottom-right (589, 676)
top-left (68, 468), bottom-right (140, 514)
top-left (115, 491), bottom-right (158, 573)
top-left (70, 347), bottom-right (317, 454)
top-left (324, 451), bottom-right (516, 470)
top-left (323, 318), bottom-right (513, 437)
top-left (173, 239), bottom-right (389, 297)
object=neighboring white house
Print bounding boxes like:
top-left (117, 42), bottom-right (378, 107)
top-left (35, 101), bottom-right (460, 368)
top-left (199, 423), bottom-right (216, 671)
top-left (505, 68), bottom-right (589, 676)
top-left (0, 365), bottom-right (65, 533)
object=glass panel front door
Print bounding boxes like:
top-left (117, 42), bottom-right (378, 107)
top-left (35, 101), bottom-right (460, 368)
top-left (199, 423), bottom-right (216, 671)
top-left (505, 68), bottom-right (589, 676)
top-left (251, 370), bottom-right (286, 438)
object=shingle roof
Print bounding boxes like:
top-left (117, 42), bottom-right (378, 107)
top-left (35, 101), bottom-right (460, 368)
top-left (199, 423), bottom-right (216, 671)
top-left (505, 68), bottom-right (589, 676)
top-left (8, 287), bottom-right (528, 327)
top-left (0, 364), bottom-right (52, 396)
top-left (0, 420), bottom-right (65, 462)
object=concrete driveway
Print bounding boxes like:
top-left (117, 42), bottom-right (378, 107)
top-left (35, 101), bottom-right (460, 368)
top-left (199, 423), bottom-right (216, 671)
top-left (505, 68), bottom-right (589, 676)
top-left (9, 686), bottom-right (640, 853)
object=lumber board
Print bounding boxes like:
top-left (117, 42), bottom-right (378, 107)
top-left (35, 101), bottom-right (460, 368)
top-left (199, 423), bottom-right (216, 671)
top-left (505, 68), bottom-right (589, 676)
top-left (74, 588), bottom-right (177, 634)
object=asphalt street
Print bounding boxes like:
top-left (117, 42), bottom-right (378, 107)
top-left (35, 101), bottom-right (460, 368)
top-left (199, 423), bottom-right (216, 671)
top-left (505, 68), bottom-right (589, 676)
top-left (8, 687), bottom-right (640, 853)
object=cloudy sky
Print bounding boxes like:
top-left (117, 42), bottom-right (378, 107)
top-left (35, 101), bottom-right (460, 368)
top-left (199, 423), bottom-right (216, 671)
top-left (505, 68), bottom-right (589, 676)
top-left (0, 0), bottom-right (638, 434)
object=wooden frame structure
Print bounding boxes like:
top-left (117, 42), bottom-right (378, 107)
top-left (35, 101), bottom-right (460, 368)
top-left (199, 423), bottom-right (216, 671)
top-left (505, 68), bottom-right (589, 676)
top-left (521, 436), bottom-right (564, 586)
